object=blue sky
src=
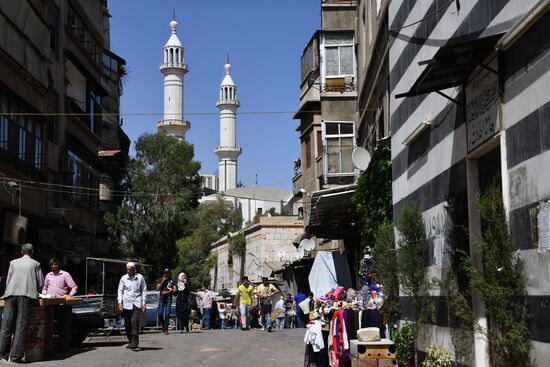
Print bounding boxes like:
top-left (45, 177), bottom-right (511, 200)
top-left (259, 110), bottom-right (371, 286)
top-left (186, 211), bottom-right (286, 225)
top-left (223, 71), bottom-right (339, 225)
top-left (108, 1), bottom-right (320, 189)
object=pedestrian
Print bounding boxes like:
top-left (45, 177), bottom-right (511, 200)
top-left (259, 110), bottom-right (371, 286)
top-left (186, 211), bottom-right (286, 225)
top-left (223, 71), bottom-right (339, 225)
top-left (0, 243), bottom-right (44, 363)
top-left (256, 276), bottom-right (278, 332)
top-left (42, 257), bottom-right (78, 297)
top-left (234, 276), bottom-right (254, 330)
top-left (175, 272), bottom-right (191, 333)
top-left (117, 262), bottom-right (146, 350)
top-left (218, 302), bottom-right (227, 329)
top-left (200, 285), bottom-right (215, 330)
top-left (293, 290), bottom-right (307, 328)
top-left (274, 295), bottom-right (285, 330)
top-left (229, 304), bottom-right (240, 329)
top-left (155, 268), bottom-right (176, 335)
top-left (284, 293), bottom-right (294, 328)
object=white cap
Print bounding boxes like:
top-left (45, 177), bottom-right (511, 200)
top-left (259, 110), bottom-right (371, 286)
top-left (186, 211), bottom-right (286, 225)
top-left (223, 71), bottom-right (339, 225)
top-left (126, 262), bottom-right (136, 269)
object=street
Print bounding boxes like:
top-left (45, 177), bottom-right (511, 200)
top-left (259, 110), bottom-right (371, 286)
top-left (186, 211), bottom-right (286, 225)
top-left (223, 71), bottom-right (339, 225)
top-left (32, 328), bottom-right (305, 367)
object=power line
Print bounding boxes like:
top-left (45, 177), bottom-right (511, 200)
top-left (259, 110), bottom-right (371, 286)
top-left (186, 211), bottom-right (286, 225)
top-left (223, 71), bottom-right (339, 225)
top-left (0, 108), bottom-right (378, 118)
top-left (389, 0), bottom-right (456, 32)
top-left (2, 176), bottom-right (294, 204)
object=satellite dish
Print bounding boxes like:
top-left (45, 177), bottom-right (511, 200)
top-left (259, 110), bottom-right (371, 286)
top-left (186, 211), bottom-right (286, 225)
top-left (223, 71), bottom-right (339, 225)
top-left (299, 238), bottom-right (315, 252)
top-left (352, 147), bottom-right (371, 171)
top-left (277, 250), bottom-right (286, 260)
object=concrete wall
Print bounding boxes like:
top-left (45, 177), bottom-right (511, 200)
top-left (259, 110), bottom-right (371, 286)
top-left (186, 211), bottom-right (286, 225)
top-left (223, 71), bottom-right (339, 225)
top-left (210, 216), bottom-right (303, 290)
top-left (389, 0), bottom-right (549, 364)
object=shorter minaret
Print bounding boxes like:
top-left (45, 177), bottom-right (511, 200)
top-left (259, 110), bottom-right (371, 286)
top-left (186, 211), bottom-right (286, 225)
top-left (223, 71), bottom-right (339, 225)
top-left (156, 16), bottom-right (190, 140)
top-left (215, 61), bottom-right (241, 191)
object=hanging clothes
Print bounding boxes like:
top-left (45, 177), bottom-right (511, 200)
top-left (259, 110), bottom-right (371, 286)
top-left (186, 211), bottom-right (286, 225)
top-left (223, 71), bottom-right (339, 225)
top-left (304, 320), bottom-right (325, 352)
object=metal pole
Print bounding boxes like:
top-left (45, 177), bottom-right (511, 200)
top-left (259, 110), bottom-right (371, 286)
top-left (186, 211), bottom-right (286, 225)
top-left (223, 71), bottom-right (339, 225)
top-left (85, 258), bottom-right (88, 295)
top-left (102, 261), bottom-right (105, 295)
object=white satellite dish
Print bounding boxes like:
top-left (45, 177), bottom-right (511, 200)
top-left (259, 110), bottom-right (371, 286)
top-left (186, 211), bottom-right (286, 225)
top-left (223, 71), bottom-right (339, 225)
top-left (299, 238), bottom-right (315, 252)
top-left (352, 147), bottom-right (371, 171)
top-left (277, 250), bottom-right (286, 260)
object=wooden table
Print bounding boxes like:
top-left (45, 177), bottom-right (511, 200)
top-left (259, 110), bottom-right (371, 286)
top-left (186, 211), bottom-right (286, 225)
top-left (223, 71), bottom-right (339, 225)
top-left (0, 297), bottom-right (83, 362)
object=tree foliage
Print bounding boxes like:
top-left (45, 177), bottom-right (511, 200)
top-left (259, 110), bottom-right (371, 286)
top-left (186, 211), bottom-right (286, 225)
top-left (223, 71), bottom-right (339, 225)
top-left (352, 144), bottom-right (392, 250)
top-left (462, 185), bottom-right (530, 367)
top-left (104, 133), bottom-right (201, 275)
top-left (373, 224), bottom-right (400, 323)
top-left (396, 205), bottom-right (434, 347)
top-left (176, 198), bottom-right (242, 289)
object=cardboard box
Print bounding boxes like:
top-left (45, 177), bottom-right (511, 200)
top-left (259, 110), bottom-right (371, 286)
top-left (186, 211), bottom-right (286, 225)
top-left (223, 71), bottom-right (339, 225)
top-left (350, 339), bottom-right (396, 359)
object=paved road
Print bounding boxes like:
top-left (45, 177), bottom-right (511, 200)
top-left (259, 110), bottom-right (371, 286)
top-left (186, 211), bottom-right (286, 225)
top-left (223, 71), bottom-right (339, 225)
top-left (31, 328), bottom-right (306, 367)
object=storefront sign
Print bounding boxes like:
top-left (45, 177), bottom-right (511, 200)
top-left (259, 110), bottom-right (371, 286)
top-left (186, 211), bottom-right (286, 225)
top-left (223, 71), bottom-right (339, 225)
top-left (466, 62), bottom-right (500, 152)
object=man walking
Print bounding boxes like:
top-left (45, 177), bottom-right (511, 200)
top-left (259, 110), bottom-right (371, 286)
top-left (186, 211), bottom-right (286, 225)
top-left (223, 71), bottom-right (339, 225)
top-left (256, 277), bottom-right (278, 332)
top-left (0, 243), bottom-right (44, 363)
top-left (117, 262), bottom-right (146, 350)
top-left (155, 269), bottom-right (176, 335)
top-left (234, 276), bottom-right (254, 330)
top-left (200, 285), bottom-right (215, 330)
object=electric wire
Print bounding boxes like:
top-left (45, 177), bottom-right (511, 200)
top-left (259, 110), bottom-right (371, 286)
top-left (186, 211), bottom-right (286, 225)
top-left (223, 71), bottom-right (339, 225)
top-left (388, 0), bottom-right (456, 32)
top-left (2, 176), bottom-right (296, 204)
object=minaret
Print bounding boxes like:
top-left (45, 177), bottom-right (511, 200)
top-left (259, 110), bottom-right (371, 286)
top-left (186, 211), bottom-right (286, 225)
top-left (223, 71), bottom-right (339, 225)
top-left (215, 61), bottom-right (241, 191)
top-left (156, 16), bottom-right (190, 140)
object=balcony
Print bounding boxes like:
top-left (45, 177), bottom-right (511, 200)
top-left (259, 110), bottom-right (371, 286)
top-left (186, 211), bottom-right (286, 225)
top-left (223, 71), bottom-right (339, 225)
top-left (66, 98), bottom-right (102, 138)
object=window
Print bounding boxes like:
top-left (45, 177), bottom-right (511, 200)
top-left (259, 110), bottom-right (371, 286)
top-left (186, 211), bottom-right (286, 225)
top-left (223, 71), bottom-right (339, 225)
top-left (324, 34), bottom-right (354, 75)
top-left (0, 89), bottom-right (44, 172)
top-left (0, 95), bottom-right (8, 150)
top-left (48, 0), bottom-right (60, 59)
top-left (323, 121), bottom-right (355, 175)
top-left (323, 33), bottom-right (355, 92)
top-left (18, 117), bottom-right (27, 161)
top-left (67, 8), bottom-right (101, 64)
top-left (316, 130), bottom-right (323, 157)
top-left (34, 127), bottom-right (42, 169)
top-left (67, 150), bottom-right (99, 208)
top-left (88, 90), bottom-right (101, 136)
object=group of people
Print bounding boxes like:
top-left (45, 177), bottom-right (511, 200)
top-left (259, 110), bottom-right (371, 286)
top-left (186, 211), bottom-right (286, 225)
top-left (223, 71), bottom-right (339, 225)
top-left (118, 266), bottom-right (195, 350)
top-left (0, 244), bottom-right (313, 360)
top-left (0, 244), bottom-right (78, 363)
top-left (198, 275), bottom-right (313, 332)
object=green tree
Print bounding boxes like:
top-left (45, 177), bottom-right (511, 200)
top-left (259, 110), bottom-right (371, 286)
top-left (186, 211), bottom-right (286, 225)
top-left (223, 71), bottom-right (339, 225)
top-left (373, 224), bottom-right (400, 323)
top-left (352, 144), bottom-right (392, 251)
top-left (176, 198), bottom-right (242, 289)
top-left (396, 205), bottom-right (434, 361)
top-left (104, 133), bottom-right (202, 275)
top-left (462, 185), bottom-right (530, 367)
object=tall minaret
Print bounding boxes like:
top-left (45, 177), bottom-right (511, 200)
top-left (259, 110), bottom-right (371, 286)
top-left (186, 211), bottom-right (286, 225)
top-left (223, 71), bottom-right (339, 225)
top-left (215, 61), bottom-right (241, 191)
top-left (156, 16), bottom-right (190, 140)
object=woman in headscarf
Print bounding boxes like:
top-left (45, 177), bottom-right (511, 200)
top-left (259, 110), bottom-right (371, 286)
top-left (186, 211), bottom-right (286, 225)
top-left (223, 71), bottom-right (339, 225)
top-left (175, 272), bottom-right (191, 332)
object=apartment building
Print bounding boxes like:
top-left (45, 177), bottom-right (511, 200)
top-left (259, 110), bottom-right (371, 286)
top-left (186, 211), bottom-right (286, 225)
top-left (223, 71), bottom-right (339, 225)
top-left (0, 0), bottom-right (129, 285)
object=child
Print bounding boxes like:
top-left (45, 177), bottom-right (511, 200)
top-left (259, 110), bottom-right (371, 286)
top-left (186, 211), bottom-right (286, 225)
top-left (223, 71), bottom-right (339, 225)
top-left (230, 304), bottom-right (240, 329)
top-left (218, 302), bottom-right (226, 330)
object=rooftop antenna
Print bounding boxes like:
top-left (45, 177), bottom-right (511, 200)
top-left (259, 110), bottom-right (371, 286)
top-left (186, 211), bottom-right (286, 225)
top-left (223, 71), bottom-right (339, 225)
top-left (226, 53), bottom-right (230, 64)
top-left (255, 174), bottom-right (258, 186)
top-left (172, 8), bottom-right (176, 20)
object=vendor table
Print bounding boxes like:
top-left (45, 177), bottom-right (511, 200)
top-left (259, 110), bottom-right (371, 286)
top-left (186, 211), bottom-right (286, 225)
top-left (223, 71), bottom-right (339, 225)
top-left (0, 298), bottom-right (82, 362)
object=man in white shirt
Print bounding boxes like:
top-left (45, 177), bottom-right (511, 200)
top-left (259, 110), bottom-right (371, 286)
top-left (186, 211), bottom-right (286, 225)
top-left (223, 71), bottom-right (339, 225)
top-left (117, 262), bottom-right (146, 350)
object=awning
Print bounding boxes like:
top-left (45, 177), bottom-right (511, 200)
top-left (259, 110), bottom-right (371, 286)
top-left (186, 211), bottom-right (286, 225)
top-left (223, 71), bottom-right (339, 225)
top-left (395, 34), bottom-right (504, 100)
top-left (307, 184), bottom-right (357, 238)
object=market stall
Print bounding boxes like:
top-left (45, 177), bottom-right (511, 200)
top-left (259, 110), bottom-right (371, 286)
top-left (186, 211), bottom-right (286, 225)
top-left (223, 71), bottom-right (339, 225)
top-left (0, 297), bottom-right (82, 362)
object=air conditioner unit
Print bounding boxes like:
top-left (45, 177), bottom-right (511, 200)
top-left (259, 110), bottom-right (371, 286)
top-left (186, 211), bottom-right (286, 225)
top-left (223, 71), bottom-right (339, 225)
top-left (2, 212), bottom-right (28, 245)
